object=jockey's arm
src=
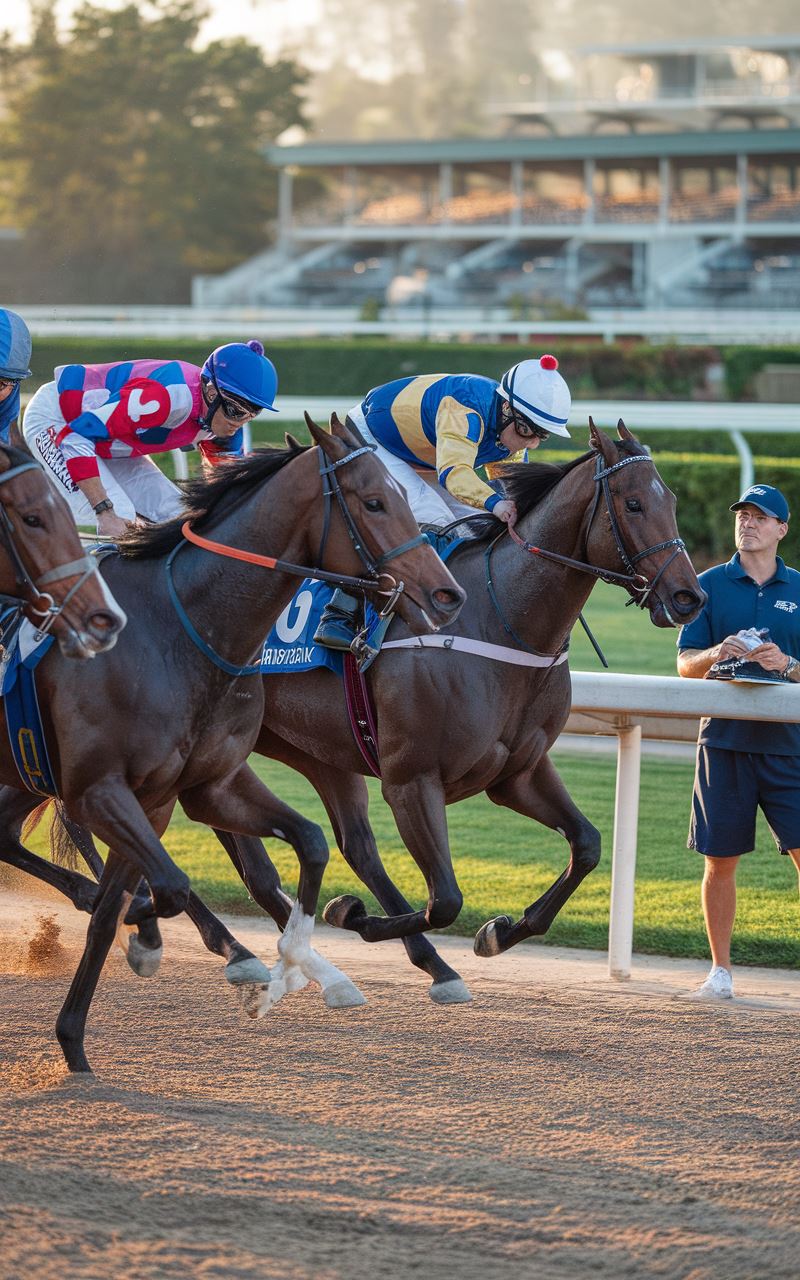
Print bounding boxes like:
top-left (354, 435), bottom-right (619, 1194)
top-left (434, 397), bottom-right (504, 513)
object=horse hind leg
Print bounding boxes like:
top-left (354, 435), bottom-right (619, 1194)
top-left (0, 785), bottom-right (99, 913)
top-left (316, 769), bottom-right (471, 1004)
top-left (474, 757), bottom-right (601, 958)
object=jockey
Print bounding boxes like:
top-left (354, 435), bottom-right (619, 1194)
top-left (0, 309), bottom-right (33, 448)
top-left (314, 354), bottom-right (572, 650)
top-left (22, 340), bottom-right (278, 538)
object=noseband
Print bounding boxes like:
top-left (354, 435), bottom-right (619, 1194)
top-left (0, 462), bottom-right (100, 633)
top-left (504, 452), bottom-right (686, 610)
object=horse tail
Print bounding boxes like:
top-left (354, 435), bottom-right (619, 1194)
top-left (47, 800), bottom-right (83, 870)
top-left (21, 799), bottom-right (53, 842)
top-left (21, 798), bottom-right (79, 869)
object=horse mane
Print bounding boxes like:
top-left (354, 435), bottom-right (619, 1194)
top-left (119, 443), bottom-right (308, 560)
top-left (464, 436), bottom-right (646, 543)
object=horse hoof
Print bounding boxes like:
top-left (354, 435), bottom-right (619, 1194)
top-left (225, 955), bottom-right (272, 987)
top-left (126, 934), bottom-right (163, 978)
top-left (429, 977), bottom-right (472, 1004)
top-left (322, 894), bottom-right (367, 931)
top-left (473, 916), bottom-right (512, 959)
top-left (323, 979), bottom-right (367, 1009)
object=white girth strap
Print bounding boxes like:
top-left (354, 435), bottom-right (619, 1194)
top-left (381, 634), bottom-right (568, 668)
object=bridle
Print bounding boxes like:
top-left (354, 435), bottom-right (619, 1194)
top-left (0, 461), bottom-right (101, 634)
top-left (167, 439), bottom-right (429, 677)
top-left (487, 451), bottom-right (687, 646)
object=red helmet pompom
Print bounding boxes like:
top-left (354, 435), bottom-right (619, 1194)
top-left (540, 353), bottom-right (558, 371)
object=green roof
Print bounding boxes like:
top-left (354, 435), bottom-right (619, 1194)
top-left (266, 129), bottom-right (800, 169)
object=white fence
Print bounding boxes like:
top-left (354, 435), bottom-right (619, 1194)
top-left (566, 672), bottom-right (800, 980)
top-left (18, 304), bottom-right (800, 345)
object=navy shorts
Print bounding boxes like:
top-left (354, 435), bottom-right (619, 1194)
top-left (688, 746), bottom-right (800, 858)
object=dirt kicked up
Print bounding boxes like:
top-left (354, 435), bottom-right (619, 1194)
top-left (0, 887), bottom-right (798, 1280)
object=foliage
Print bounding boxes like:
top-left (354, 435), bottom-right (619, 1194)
top-left (723, 345), bottom-right (800, 400)
top-left (0, 0), bottom-right (307, 302)
top-left (25, 336), bottom-right (719, 399)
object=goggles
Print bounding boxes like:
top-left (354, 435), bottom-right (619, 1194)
top-left (502, 402), bottom-right (550, 441)
top-left (202, 373), bottom-right (262, 423)
top-left (0, 377), bottom-right (21, 393)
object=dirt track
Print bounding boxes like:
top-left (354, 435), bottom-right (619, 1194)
top-left (0, 885), bottom-right (798, 1280)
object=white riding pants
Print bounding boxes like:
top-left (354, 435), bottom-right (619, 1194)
top-left (347, 403), bottom-right (475, 528)
top-left (23, 381), bottom-right (184, 528)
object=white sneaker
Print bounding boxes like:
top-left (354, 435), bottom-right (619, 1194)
top-left (696, 965), bottom-right (734, 999)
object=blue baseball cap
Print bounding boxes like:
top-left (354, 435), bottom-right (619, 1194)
top-left (730, 484), bottom-right (790, 523)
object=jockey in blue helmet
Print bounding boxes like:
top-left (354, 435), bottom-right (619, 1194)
top-left (0, 308), bottom-right (33, 446)
top-left (22, 338), bottom-right (279, 539)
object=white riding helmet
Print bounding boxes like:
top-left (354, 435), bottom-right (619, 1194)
top-left (495, 354), bottom-right (571, 438)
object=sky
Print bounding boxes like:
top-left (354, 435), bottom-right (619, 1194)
top-left (5, 0), bottom-right (323, 58)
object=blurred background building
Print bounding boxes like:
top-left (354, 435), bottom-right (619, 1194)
top-left (194, 36), bottom-right (800, 315)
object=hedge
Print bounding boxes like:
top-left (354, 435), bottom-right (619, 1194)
top-left (723, 345), bottom-right (800, 400)
top-left (27, 337), bottom-right (717, 400)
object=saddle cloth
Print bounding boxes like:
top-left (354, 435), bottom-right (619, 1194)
top-left (0, 609), bottom-right (57, 795)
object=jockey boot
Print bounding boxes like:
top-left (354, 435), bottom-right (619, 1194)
top-left (313, 589), bottom-right (361, 651)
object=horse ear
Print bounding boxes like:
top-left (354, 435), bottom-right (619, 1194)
top-left (284, 431), bottom-right (303, 451)
top-left (588, 415), bottom-right (615, 460)
top-left (617, 418), bottom-right (634, 440)
top-left (305, 410), bottom-right (340, 460)
top-left (0, 448), bottom-right (11, 475)
top-left (329, 412), bottom-right (363, 449)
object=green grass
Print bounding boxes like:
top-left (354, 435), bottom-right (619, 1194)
top-left (157, 752), bottom-right (799, 968)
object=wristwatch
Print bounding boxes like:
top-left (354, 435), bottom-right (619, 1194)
top-left (783, 656), bottom-right (799, 680)
top-left (93, 498), bottom-right (114, 515)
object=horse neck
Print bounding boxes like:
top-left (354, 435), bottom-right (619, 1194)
top-left (477, 460), bottom-right (603, 655)
top-left (171, 454), bottom-right (320, 674)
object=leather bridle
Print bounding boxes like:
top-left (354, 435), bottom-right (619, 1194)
top-left (0, 461), bottom-right (101, 633)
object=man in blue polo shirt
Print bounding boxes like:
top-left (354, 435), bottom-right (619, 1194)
top-left (677, 483), bottom-right (800, 998)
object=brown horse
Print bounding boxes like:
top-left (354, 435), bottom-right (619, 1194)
top-left (194, 420), bottom-right (706, 1002)
top-left (0, 416), bottom-right (464, 1071)
top-left (0, 444), bottom-right (125, 656)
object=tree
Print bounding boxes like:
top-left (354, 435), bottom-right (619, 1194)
top-left (0, 0), bottom-right (307, 301)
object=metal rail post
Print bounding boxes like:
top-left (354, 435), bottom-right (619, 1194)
top-left (608, 722), bottom-right (642, 981)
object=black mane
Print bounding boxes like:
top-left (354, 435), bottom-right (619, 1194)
top-left (119, 443), bottom-right (307, 560)
top-left (464, 436), bottom-right (645, 542)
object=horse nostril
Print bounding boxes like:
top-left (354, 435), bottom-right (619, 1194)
top-left (432, 587), bottom-right (465, 612)
top-left (88, 610), bottom-right (121, 635)
top-left (673, 591), bottom-right (702, 615)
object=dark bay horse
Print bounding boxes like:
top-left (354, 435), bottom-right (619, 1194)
top-left (196, 420), bottom-right (706, 1002)
top-left (0, 444), bottom-right (125, 656)
top-left (0, 416), bottom-right (464, 1071)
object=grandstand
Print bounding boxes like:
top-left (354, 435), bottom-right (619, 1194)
top-left (193, 36), bottom-right (800, 314)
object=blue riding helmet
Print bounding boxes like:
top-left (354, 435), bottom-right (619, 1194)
top-left (202, 339), bottom-right (278, 412)
top-left (0, 309), bottom-right (33, 380)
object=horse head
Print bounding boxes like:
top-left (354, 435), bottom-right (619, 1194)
top-left (0, 446), bottom-right (126, 658)
top-left (585, 417), bottom-right (705, 628)
top-left (303, 412), bottom-right (465, 633)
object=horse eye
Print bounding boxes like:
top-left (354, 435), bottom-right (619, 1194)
top-left (22, 514), bottom-right (43, 528)
top-left (364, 498), bottom-right (385, 513)
top-left (625, 499), bottom-right (642, 513)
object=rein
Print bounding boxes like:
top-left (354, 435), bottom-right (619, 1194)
top-left (0, 462), bottom-right (100, 633)
top-left (486, 451), bottom-right (686, 648)
top-left (505, 452), bottom-right (685, 606)
top-left (167, 440), bottom-right (428, 677)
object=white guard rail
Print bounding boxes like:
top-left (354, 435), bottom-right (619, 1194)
top-left (566, 672), bottom-right (800, 980)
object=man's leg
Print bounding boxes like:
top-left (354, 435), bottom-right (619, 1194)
top-left (788, 849), bottom-right (800, 892)
top-left (701, 854), bottom-right (740, 971)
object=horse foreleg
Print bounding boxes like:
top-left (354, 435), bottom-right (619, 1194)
top-left (324, 774), bottom-right (463, 944)
top-left (313, 767), bottom-right (471, 1004)
top-left (55, 850), bottom-right (141, 1073)
top-left (474, 756), bottom-right (601, 957)
top-left (181, 764), bottom-right (365, 1010)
